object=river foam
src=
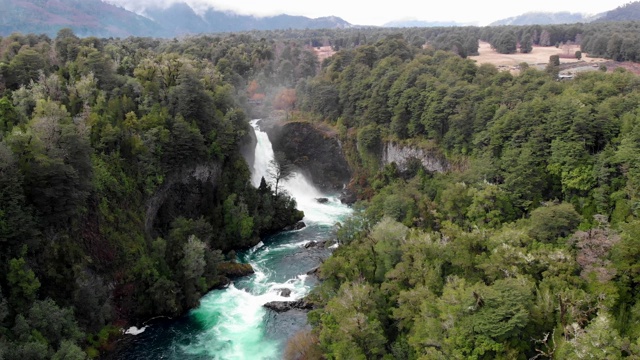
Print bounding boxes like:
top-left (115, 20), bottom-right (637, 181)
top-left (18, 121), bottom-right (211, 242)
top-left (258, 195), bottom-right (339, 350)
top-left (117, 119), bottom-right (351, 359)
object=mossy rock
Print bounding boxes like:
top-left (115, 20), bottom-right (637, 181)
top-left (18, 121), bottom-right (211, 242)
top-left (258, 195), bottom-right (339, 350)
top-left (217, 262), bottom-right (255, 278)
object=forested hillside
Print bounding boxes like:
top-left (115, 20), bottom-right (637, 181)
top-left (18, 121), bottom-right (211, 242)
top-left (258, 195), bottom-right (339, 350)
top-left (0, 0), bottom-right (162, 38)
top-left (288, 36), bottom-right (640, 359)
top-left (2, 22), bottom-right (640, 359)
top-left (596, 1), bottom-right (640, 23)
top-left (0, 29), bottom-right (317, 358)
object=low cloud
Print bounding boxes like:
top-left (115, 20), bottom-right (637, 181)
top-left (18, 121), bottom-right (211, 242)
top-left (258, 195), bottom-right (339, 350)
top-left (105, 0), bottom-right (274, 16)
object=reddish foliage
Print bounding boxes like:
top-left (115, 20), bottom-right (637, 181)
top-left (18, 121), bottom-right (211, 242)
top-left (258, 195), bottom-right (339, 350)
top-left (250, 93), bottom-right (266, 101)
top-left (247, 80), bottom-right (260, 97)
top-left (284, 329), bottom-right (323, 360)
top-left (274, 88), bottom-right (296, 110)
top-left (571, 224), bottom-right (620, 282)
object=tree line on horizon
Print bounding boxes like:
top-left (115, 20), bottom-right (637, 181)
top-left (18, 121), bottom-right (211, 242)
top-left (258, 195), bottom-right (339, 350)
top-left (244, 21), bottom-right (640, 63)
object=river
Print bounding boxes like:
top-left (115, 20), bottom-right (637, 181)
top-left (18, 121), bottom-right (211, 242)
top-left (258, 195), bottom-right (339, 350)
top-left (116, 119), bottom-right (351, 359)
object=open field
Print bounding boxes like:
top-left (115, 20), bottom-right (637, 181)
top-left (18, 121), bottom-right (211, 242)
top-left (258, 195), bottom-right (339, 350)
top-left (469, 41), bottom-right (607, 70)
top-left (311, 41), bottom-right (640, 76)
top-left (312, 46), bottom-right (336, 63)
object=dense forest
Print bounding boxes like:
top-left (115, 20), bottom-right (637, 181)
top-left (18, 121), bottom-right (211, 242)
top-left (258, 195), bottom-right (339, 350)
top-left (1, 20), bottom-right (640, 359)
top-left (290, 33), bottom-right (640, 359)
top-left (0, 29), bottom-right (316, 358)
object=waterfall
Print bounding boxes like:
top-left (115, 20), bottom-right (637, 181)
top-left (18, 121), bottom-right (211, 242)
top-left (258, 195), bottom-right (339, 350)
top-left (250, 119), bottom-right (347, 225)
top-left (118, 119), bottom-right (352, 360)
top-left (250, 119), bottom-right (274, 188)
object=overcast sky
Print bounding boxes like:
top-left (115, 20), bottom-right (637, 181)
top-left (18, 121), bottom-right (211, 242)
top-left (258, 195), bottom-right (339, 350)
top-left (107, 0), bottom-right (630, 26)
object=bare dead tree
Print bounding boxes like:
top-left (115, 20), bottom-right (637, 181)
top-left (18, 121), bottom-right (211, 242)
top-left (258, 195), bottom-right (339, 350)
top-left (268, 151), bottom-right (294, 198)
top-left (530, 330), bottom-right (556, 360)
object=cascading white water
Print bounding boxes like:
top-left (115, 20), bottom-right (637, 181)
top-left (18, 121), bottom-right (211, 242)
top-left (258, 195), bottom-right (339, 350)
top-left (250, 120), bottom-right (275, 188)
top-left (251, 119), bottom-right (348, 225)
top-left (119, 119), bottom-right (352, 360)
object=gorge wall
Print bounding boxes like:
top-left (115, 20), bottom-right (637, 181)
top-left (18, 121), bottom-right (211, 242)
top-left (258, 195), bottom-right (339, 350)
top-left (240, 124), bottom-right (258, 171)
top-left (381, 141), bottom-right (449, 174)
top-left (254, 119), bottom-right (451, 196)
top-left (260, 120), bottom-right (351, 193)
top-left (145, 162), bottom-right (221, 237)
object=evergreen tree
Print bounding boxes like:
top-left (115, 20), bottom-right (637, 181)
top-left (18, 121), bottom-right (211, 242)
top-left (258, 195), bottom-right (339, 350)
top-left (520, 33), bottom-right (533, 53)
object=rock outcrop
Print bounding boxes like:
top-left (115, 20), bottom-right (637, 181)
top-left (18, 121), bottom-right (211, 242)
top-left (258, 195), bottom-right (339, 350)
top-left (217, 262), bottom-right (255, 278)
top-left (339, 188), bottom-right (357, 204)
top-left (210, 262), bottom-right (255, 290)
top-left (264, 299), bottom-right (314, 313)
top-left (382, 142), bottom-right (448, 174)
top-left (239, 124), bottom-right (257, 171)
top-left (261, 120), bottom-right (351, 192)
top-left (145, 163), bottom-right (221, 237)
top-left (304, 240), bottom-right (327, 249)
top-left (283, 221), bottom-right (306, 231)
top-left (276, 288), bottom-right (292, 297)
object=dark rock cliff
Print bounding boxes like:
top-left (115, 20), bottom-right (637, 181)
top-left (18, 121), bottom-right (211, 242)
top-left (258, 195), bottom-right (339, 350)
top-left (145, 163), bottom-right (221, 238)
top-left (261, 120), bottom-right (352, 193)
top-left (239, 125), bottom-right (257, 171)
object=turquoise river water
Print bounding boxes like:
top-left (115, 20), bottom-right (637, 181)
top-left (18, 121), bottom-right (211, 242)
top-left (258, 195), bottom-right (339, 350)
top-left (116, 120), bottom-right (351, 359)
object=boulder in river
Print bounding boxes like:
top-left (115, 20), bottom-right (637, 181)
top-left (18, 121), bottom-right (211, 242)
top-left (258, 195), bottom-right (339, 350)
top-left (276, 288), bottom-right (292, 297)
top-left (264, 299), bottom-right (313, 313)
top-left (283, 221), bottom-right (306, 231)
top-left (304, 240), bottom-right (328, 249)
top-left (315, 197), bottom-right (329, 204)
top-left (339, 188), bottom-right (357, 204)
top-left (217, 262), bottom-right (254, 278)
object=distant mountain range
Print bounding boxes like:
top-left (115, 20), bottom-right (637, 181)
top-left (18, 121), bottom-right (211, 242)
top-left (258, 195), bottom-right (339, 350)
top-left (593, 1), bottom-right (640, 22)
top-left (389, 2), bottom-right (640, 28)
top-left (489, 2), bottom-right (640, 26)
top-left (3, 0), bottom-right (640, 38)
top-left (383, 20), bottom-right (466, 28)
top-left (0, 0), bottom-right (161, 37)
top-left (489, 12), bottom-right (595, 26)
top-left (141, 2), bottom-right (351, 35)
top-left (0, 0), bottom-right (352, 38)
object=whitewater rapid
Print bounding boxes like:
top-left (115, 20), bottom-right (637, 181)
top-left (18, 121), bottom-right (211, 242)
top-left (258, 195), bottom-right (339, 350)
top-left (117, 119), bottom-right (351, 359)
